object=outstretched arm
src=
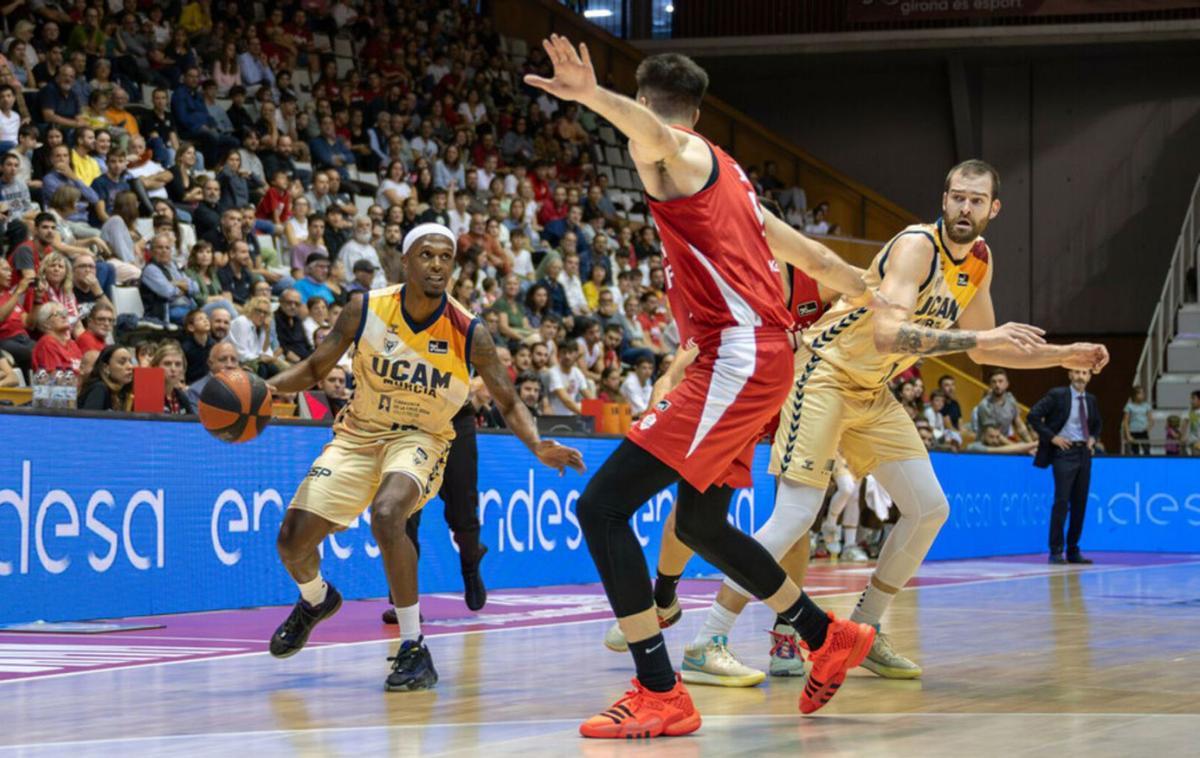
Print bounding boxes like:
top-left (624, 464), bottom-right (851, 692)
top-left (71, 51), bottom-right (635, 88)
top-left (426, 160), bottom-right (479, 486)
top-left (872, 235), bottom-right (1046, 358)
top-left (268, 293), bottom-right (362, 393)
top-left (956, 278), bottom-right (1109, 371)
top-left (471, 325), bottom-right (585, 474)
top-left (764, 213), bottom-right (866, 300)
top-left (523, 35), bottom-right (710, 198)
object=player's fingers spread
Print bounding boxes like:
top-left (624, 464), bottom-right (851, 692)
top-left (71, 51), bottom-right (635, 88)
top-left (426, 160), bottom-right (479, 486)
top-left (542, 38), bottom-right (560, 63)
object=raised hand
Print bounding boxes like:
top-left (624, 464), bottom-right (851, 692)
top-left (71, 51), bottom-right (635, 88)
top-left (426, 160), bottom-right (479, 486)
top-left (535, 439), bottom-right (586, 474)
top-left (523, 34), bottom-right (597, 104)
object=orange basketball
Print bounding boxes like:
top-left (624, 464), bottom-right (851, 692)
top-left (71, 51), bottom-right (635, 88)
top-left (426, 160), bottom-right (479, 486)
top-left (198, 369), bottom-right (274, 443)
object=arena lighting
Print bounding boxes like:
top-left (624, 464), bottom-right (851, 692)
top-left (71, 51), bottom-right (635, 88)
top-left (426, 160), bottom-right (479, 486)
top-left (665, 3), bottom-right (674, 11)
top-left (583, 9), bottom-right (614, 18)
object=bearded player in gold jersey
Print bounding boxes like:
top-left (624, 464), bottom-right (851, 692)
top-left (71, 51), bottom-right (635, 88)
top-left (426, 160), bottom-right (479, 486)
top-left (759, 160), bottom-right (1109, 685)
top-left (264, 224), bottom-right (584, 691)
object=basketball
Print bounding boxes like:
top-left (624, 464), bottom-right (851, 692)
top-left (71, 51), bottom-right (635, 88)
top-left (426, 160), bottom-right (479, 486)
top-left (198, 369), bottom-right (274, 443)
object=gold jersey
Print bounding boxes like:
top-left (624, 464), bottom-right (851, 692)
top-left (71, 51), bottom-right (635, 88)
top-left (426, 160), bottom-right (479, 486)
top-left (334, 285), bottom-right (477, 441)
top-left (802, 218), bottom-right (991, 390)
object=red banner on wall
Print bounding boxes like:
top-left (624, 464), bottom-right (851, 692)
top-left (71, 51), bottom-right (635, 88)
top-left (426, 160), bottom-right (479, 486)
top-left (848, 0), bottom-right (1200, 22)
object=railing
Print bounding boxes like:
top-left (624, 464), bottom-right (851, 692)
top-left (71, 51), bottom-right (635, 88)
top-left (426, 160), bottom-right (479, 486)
top-left (1135, 173), bottom-right (1200, 405)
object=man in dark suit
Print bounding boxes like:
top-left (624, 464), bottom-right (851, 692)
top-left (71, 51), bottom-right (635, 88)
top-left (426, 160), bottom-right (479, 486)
top-left (1029, 369), bottom-right (1102, 564)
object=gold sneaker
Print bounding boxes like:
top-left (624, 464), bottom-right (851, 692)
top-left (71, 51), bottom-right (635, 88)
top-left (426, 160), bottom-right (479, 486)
top-left (859, 630), bottom-right (922, 679)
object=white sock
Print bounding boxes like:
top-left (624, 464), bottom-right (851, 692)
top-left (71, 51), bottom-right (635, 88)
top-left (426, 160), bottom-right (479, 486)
top-left (844, 527), bottom-right (858, 544)
top-left (298, 574), bottom-right (328, 606)
top-left (849, 584), bottom-right (893, 628)
top-left (692, 601), bottom-right (738, 648)
top-left (394, 602), bottom-right (421, 643)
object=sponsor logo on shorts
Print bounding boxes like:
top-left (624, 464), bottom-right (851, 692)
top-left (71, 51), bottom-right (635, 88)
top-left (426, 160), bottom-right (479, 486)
top-left (655, 399), bottom-right (671, 412)
top-left (307, 466), bottom-right (333, 479)
top-left (428, 339), bottom-right (448, 354)
top-left (413, 448), bottom-right (428, 465)
top-left (638, 413), bottom-right (657, 431)
top-left (957, 272), bottom-right (970, 287)
top-left (800, 459), bottom-right (815, 471)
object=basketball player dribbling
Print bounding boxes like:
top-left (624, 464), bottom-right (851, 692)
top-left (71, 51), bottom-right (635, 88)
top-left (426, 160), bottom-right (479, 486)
top-left (525, 37), bottom-right (878, 738)
top-left (264, 224), bottom-right (583, 690)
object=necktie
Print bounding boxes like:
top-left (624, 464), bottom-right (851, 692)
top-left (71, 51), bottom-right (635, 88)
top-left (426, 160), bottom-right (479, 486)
top-left (1078, 395), bottom-right (1089, 440)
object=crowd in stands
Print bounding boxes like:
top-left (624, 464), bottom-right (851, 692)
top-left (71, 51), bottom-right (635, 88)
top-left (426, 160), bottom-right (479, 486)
top-left (0, 0), bottom-right (721, 421)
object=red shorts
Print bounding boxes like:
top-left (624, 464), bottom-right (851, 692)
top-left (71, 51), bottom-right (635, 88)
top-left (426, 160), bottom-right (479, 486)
top-left (628, 328), bottom-right (793, 491)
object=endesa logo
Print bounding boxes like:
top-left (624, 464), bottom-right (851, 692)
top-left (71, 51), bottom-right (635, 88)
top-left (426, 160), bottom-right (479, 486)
top-left (210, 487), bottom-right (378, 566)
top-left (0, 461), bottom-right (164, 576)
top-left (477, 469), bottom-right (759, 553)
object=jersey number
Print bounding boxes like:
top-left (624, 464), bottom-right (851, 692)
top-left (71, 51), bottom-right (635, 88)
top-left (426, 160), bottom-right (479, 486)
top-left (733, 163), bottom-right (766, 231)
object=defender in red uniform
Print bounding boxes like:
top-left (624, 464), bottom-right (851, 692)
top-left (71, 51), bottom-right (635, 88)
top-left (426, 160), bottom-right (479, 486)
top-left (525, 37), bottom-right (876, 738)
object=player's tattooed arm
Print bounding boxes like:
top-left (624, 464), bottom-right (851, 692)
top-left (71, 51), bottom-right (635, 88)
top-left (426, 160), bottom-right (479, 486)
top-left (892, 323), bottom-right (978, 356)
top-left (268, 292), bottom-right (362, 394)
top-left (470, 324), bottom-right (585, 474)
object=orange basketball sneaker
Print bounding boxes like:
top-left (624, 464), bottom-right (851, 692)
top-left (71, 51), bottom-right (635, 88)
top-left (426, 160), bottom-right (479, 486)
top-left (579, 675), bottom-right (701, 739)
top-left (800, 614), bottom-right (876, 714)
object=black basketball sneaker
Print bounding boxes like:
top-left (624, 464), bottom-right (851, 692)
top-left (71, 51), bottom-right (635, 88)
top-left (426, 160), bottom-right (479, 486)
top-left (385, 637), bottom-right (439, 691)
top-left (269, 583), bottom-right (343, 658)
top-left (462, 544), bottom-right (488, 611)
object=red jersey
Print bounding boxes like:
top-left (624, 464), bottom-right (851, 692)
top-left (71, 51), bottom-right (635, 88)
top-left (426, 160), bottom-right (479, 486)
top-left (646, 129), bottom-right (793, 346)
top-left (785, 263), bottom-right (828, 331)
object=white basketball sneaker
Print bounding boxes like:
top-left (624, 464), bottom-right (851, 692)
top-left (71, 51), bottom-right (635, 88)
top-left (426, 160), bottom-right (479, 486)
top-left (860, 630), bottom-right (922, 679)
top-left (602, 598), bottom-right (683, 653)
top-left (843, 544), bottom-right (869, 562)
top-left (681, 635), bottom-right (765, 687)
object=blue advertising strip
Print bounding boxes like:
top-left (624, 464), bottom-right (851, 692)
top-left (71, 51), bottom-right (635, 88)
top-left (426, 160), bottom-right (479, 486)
top-left (1, 414), bottom-right (1197, 624)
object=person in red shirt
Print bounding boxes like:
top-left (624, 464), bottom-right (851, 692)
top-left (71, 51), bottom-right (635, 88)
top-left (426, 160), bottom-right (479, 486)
top-left (31, 302), bottom-right (82, 374)
top-left (537, 185), bottom-right (568, 227)
top-left (10, 212), bottom-right (56, 313)
top-left (635, 291), bottom-right (669, 354)
top-left (75, 302), bottom-right (114, 355)
top-left (0, 258), bottom-right (35, 370)
top-left (256, 170), bottom-right (293, 226)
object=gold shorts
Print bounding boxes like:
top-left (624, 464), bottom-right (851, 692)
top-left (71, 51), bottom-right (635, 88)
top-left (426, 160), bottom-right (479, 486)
top-left (288, 430), bottom-right (451, 527)
top-left (769, 348), bottom-right (926, 488)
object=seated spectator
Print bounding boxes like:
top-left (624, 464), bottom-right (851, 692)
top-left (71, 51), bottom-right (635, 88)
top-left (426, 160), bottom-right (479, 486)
top-left (31, 302), bottom-right (82, 374)
top-left (923, 389), bottom-right (963, 450)
top-left (300, 365), bottom-right (350, 420)
top-left (535, 253), bottom-right (569, 318)
top-left (636, 291), bottom-right (670, 355)
top-left (78, 344), bottom-right (134, 411)
top-left (280, 196), bottom-right (310, 258)
top-left (1165, 414), bottom-right (1183, 455)
top-left (42, 143), bottom-right (101, 229)
top-left (192, 177), bottom-right (223, 239)
top-left (376, 160), bottom-right (412, 211)
top-left (309, 114), bottom-right (356, 182)
top-left (217, 150), bottom-right (262, 211)
top-left (289, 213), bottom-right (329, 274)
top-left (75, 302), bottom-right (114, 354)
top-left (967, 424), bottom-right (1037, 454)
top-left (217, 240), bottom-right (263, 305)
top-left (621, 355), bottom-right (655, 419)
top-left (1184, 390), bottom-right (1200, 456)
top-left (560, 251), bottom-right (589, 317)
top-left (937, 374), bottom-right (963, 429)
top-left (140, 233), bottom-right (199, 325)
top-left (547, 338), bottom-right (592, 415)
top-left (339, 216), bottom-right (388, 289)
top-left (804, 201), bottom-right (832, 236)
top-left (971, 368), bottom-right (1033, 441)
top-left (515, 370), bottom-right (548, 417)
top-left (70, 252), bottom-right (114, 306)
top-left (185, 341), bottom-right (239, 409)
top-left (229, 296), bottom-right (287, 378)
top-left (173, 66), bottom-right (239, 163)
top-left (100, 191), bottom-right (145, 280)
top-left (596, 366), bottom-right (626, 405)
top-left (181, 309), bottom-right (214, 384)
top-left (0, 258), bottom-right (35, 369)
top-left (151, 341), bottom-right (195, 415)
top-left (575, 318), bottom-right (603, 383)
top-left (349, 260), bottom-right (380, 296)
top-left (303, 296), bottom-right (329, 346)
top-left (274, 289), bottom-right (311, 363)
top-left (35, 252), bottom-right (81, 336)
top-left (294, 252), bottom-right (336, 305)
top-left (376, 221), bottom-right (404, 284)
top-left (89, 147), bottom-right (132, 226)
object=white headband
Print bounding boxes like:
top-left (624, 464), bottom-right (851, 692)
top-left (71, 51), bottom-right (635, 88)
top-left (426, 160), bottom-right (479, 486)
top-left (402, 223), bottom-right (457, 256)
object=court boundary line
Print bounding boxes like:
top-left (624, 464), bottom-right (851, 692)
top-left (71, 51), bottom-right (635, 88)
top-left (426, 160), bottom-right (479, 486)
top-left (0, 559), bottom-right (1195, 687)
top-left (1, 711), bottom-right (1196, 752)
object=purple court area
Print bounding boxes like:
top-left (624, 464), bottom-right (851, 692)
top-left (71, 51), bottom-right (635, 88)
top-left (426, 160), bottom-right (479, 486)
top-left (0, 552), bottom-right (1194, 683)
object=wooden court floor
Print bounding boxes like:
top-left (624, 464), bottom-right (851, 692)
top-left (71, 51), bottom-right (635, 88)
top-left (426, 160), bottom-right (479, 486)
top-left (1, 557), bottom-right (1198, 757)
